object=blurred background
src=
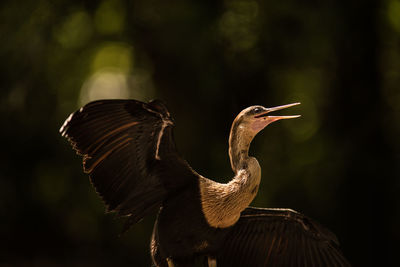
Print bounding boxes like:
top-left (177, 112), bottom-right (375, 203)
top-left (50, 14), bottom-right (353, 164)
top-left (0, 0), bottom-right (398, 266)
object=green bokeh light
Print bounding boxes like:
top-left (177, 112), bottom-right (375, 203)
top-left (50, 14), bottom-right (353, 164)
top-left (54, 10), bottom-right (92, 49)
top-left (91, 42), bottom-right (133, 73)
top-left (95, 0), bottom-right (125, 35)
top-left (388, 0), bottom-right (400, 32)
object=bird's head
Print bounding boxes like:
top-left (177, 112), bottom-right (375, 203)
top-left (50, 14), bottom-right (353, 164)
top-left (228, 102), bottom-right (300, 172)
top-left (233, 102), bottom-right (301, 139)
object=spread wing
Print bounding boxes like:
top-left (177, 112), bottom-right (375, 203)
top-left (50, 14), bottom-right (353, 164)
top-left (217, 207), bottom-right (351, 267)
top-left (60, 99), bottom-right (198, 229)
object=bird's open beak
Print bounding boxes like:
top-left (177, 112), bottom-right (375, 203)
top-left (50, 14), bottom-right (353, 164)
top-left (255, 102), bottom-right (301, 121)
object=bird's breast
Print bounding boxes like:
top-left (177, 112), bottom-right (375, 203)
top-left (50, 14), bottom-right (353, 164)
top-left (198, 170), bottom-right (260, 229)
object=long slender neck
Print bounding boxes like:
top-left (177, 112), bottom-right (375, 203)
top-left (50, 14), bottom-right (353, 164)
top-left (227, 121), bottom-right (261, 197)
top-left (199, 119), bottom-right (263, 228)
top-left (228, 122), bottom-right (256, 173)
top-left (199, 121), bottom-right (262, 228)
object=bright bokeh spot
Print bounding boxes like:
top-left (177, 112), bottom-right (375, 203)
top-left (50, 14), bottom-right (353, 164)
top-left (80, 41), bottom-right (155, 106)
top-left (79, 71), bottom-right (130, 105)
top-left (91, 42), bottom-right (133, 73)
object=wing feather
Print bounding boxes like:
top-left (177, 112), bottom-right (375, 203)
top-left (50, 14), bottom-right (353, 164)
top-left (217, 207), bottom-right (351, 267)
top-left (60, 99), bottom-right (198, 230)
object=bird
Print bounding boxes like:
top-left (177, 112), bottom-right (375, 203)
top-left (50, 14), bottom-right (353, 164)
top-left (60, 99), bottom-right (351, 267)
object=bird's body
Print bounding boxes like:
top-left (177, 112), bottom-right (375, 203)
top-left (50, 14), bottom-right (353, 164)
top-left (60, 99), bottom-right (351, 266)
top-left (153, 158), bottom-right (261, 266)
top-left (153, 181), bottom-right (223, 265)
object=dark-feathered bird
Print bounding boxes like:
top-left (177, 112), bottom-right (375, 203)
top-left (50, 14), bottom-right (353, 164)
top-left (60, 99), bottom-right (350, 267)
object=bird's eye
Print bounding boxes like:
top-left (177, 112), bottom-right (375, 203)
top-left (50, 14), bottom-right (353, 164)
top-left (253, 107), bottom-right (262, 114)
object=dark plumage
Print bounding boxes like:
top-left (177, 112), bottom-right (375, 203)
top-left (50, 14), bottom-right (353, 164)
top-left (60, 99), bottom-right (351, 266)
